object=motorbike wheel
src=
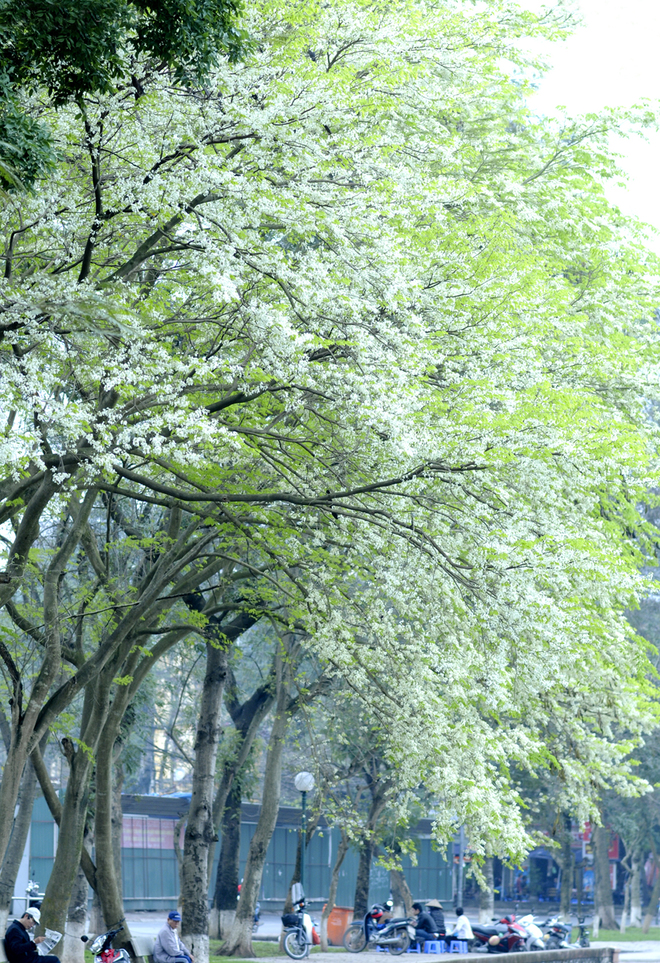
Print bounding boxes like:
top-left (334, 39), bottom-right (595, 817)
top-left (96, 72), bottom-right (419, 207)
top-left (387, 929), bottom-right (411, 955)
top-left (579, 938), bottom-right (590, 948)
top-left (343, 924), bottom-right (367, 953)
top-left (284, 931), bottom-right (309, 960)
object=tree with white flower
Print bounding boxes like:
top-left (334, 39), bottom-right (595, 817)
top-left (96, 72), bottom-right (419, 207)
top-left (2, 0), bottom-right (660, 957)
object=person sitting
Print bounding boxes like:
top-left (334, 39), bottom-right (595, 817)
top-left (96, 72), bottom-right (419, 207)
top-left (443, 907), bottom-right (473, 944)
top-left (5, 909), bottom-right (60, 963)
top-left (153, 912), bottom-right (194, 963)
top-left (410, 902), bottom-right (437, 945)
top-left (426, 900), bottom-right (445, 936)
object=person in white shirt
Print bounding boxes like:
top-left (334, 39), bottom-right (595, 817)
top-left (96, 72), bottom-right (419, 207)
top-left (444, 907), bottom-right (473, 944)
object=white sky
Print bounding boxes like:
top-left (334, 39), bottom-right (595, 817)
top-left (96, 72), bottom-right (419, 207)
top-left (529, 0), bottom-right (660, 245)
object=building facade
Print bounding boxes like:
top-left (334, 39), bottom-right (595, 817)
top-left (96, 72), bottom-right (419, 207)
top-left (14, 794), bottom-right (452, 914)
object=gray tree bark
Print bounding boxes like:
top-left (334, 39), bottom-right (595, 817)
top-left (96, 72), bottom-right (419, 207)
top-left (642, 843), bottom-right (660, 933)
top-left (220, 651), bottom-right (292, 959)
top-left (40, 724), bottom-right (105, 948)
top-left (620, 870), bottom-right (630, 935)
top-left (61, 855), bottom-right (89, 963)
top-left (208, 665), bottom-right (276, 883)
top-left (0, 479), bottom-right (86, 870)
top-left (94, 709), bottom-right (134, 956)
top-left (210, 782), bottom-right (242, 940)
top-left (179, 603), bottom-right (258, 963)
top-left (389, 867), bottom-right (413, 919)
top-left (180, 640), bottom-right (230, 963)
top-left (593, 826), bottom-right (617, 930)
top-left (352, 780), bottom-right (389, 919)
top-left (630, 851), bottom-right (642, 927)
top-left (477, 858), bottom-right (494, 924)
top-left (0, 753), bottom-right (41, 931)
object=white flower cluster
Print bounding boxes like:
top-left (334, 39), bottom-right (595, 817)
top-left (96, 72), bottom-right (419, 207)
top-left (2, 0), bottom-right (660, 856)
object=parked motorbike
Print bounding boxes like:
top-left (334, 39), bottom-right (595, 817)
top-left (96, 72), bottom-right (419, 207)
top-left (282, 898), bottom-right (318, 960)
top-left (470, 915), bottom-right (527, 953)
top-left (516, 915), bottom-right (545, 951)
top-left (577, 918), bottom-right (590, 948)
top-left (540, 915), bottom-right (589, 950)
top-left (81, 925), bottom-right (130, 963)
top-left (343, 904), bottom-right (413, 955)
top-left (541, 916), bottom-right (572, 950)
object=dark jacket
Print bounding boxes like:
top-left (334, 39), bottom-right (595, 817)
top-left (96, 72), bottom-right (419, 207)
top-left (414, 911), bottom-right (437, 937)
top-left (428, 908), bottom-right (445, 934)
top-left (5, 920), bottom-right (40, 963)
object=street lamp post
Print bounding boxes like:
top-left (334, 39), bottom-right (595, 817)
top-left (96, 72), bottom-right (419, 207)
top-left (294, 771), bottom-right (315, 897)
top-left (457, 825), bottom-right (465, 908)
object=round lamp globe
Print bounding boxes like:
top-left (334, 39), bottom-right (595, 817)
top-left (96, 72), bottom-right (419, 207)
top-left (294, 771), bottom-right (315, 793)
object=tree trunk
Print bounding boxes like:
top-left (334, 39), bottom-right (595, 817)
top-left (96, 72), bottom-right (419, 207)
top-left (620, 871), bottom-right (629, 934)
top-left (40, 658), bottom-right (110, 949)
top-left (477, 858), bottom-right (494, 924)
top-left (389, 867), bottom-right (413, 919)
top-left (352, 783), bottom-right (389, 920)
top-left (321, 830), bottom-right (349, 951)
top-left (642, 845), bottom-right (660, 933)
top-left (0, 476), bottom-right (61, 870)
top-left (0, 742), bottom-right (30, 880)
top-left (220, 671), bottom-right (291, 958)
top-left (112, 762), bottom-right (124, 898)
top-left (40, 744), bottom-right (95, 949)
top-left (181, 640), bottom-right (229, 963)
top-left (630, 852), bottom-right (642, 927)
top-left (174, 814), bottom-right (186, 898)
top-left (0, 755), bottom-right (40, 930)
top-left (559, 814), bottom-right (573, 920)
top-left (90, 891), bottom-right (105, 936)
top-left (353, 842), bottom-right (375, 919)
top-left (61, 855), bottom-right (89, 963)
top-left (94, 719), bottom-right (133, 955)
top-left (0, 481), bottom-right (92, 870)
top-left (210, 782), bottom-right (242, 940)
top-left (208, 670), bottom-right (276, 881)
top-left (593, 826), bottom-right (617, 930)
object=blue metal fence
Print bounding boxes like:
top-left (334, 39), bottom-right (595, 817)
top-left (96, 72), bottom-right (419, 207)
top-left (28, 795), bottom-right (452, 911)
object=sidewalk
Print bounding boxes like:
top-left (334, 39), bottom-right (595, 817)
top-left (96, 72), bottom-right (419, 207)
top-left (592, 942), bottom-right (660, 963)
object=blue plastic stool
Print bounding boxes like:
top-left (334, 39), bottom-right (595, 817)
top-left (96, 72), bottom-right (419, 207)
top-left (423, 941), bottom-right (444, 954)
top-left (449, 941), bottom-right (468, 954)
top-left (376, 947), bottom-right (388, 953)
top-left (407, 943), bottom-right (422, 953)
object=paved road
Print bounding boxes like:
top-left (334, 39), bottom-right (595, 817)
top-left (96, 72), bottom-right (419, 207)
top-left (252, 949), bottom-right (655, 963)
top-left (592, 942), bottom-right (660, 963)
top-left (123, 913), bottom-right (283, 941)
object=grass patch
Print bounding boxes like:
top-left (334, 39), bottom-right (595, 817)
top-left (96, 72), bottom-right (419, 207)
top-left (595, 928), bottom-right (660, 942)
top-left (210, 940), bottom-right (281, 957)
